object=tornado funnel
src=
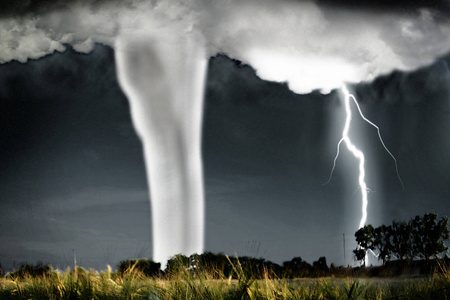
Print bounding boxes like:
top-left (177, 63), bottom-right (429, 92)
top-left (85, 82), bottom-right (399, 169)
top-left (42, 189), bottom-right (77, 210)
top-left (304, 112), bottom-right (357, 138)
top-left (115, 30), bottom-right (207, 266)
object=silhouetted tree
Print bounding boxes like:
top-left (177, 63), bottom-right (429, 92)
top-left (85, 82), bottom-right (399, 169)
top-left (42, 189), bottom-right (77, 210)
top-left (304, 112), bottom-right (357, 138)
top-left (166, 254), bottom-right (190, 274)
top-left (8, 262), bottom-right (52, 278)
top-left (354, 225), bottom-right (375, 266)
top-left (189, 252), bottom-right (230, 276)
top-left (391, 221), bottom-right (413, 261)
top-left (234, 256), bottom-right (265, 278)
top-left (355, 225), bottom-right (375, 251)
top-left (354, 213), bottom-right (450, 265)
top-left (411, 213), bottom-right (449, 262)
top-left (313, 256), bottom-right (329, 276)
top-left (282, 257), bottom-right (312, 278)
top-left (353, 249), bottom-right (366, 266)
top-left (313, 257), bottom-right (327, 269)
top-left (264, 260), bottom-right (283, 278)
top-left (197, 252), bottom-right (232, 277)
top-left (373, 224), bottom-right (394, 264)
top-left (117, 259), bottom-right (161, 277)
top-left (0, 261), bottom-right (4, 278)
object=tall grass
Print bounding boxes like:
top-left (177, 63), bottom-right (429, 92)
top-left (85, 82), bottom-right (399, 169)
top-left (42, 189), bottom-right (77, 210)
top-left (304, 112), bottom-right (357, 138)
top-left (2, 259), bottom-right (450, 299)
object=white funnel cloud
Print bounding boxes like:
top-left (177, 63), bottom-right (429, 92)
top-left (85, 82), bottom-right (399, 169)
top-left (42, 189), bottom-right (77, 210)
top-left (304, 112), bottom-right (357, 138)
top-left (115, 28), bottom-right (207, 265)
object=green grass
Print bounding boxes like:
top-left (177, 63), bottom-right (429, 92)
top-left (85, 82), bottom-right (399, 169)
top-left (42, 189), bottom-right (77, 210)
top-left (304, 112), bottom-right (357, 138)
top-left (2, 261), bottom-right (450, 299)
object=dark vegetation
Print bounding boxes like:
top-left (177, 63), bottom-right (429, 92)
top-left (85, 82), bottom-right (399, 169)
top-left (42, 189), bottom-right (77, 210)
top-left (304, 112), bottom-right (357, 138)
top-left (114, 253), bottom-right (450, 280)
top-left (2, 257), bottom-right (450, 299)
top-left (116, 259), bottom-right (162, 278)
top-left (0, 213), bottom-right (449, 280)
top-left (354, 213), bottom-right (450, 265)
top-left (0, 213), bottom-right (449, 299)
top-left (117, 253), bottom-right (335, 279)
top-left (6, 262), bottom-right (52, 279)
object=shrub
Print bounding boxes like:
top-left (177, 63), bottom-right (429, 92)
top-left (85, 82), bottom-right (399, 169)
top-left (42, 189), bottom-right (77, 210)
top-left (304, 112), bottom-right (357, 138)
top-left (7, 262), bottom-right (52, 279)
top-left (117, 259), bottom-right (162, 277)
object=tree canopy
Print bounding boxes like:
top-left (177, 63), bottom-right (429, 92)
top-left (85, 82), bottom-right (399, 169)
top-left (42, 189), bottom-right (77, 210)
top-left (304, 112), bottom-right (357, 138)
top-left (354, 213), bottom-right (449, 265)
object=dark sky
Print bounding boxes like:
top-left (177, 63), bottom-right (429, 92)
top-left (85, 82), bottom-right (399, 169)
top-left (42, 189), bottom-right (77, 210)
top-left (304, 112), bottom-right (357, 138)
top-left (1, 43), bottom-right (449, 271)
top-left (2, 0), bottom-right (450, 16)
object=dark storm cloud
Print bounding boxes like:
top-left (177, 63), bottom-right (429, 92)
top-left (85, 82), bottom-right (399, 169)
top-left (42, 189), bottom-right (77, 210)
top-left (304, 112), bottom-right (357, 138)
top-left (0, 0), bottom-right (122, 17)
top-left (316, 0), bottom-right (450, 15)
top-left (350, 60), bottom-right (450, 220)
top-left (0, 45), bottom-right (131, 180)
top-left (2, 0), bottom-right (449, 16)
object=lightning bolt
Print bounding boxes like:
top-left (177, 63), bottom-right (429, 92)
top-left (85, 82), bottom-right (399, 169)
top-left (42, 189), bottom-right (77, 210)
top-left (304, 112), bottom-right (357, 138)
top-left (330, 85), bottom-right (369, 229)
top-left (325, 85), bottom-right (404, 264)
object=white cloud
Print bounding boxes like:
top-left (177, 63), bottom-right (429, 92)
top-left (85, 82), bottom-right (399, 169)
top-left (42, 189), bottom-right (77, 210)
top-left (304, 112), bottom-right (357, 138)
top-left (0, 17), bottom-right (66, 63)
top-left (0, 3), bottom-right (117, 63)
top-left (1, 0), bottom-right (450, 93)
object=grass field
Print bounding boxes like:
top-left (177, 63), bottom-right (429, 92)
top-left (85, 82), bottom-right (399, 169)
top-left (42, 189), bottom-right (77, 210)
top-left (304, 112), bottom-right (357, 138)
top-left (1, 261), bottom-right (450, 299)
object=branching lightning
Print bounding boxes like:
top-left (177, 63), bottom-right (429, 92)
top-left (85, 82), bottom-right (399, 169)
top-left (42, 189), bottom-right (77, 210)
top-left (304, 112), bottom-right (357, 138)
top-left (331, 85), bottom-right (369, 229)
top-left (325, 85), bottom-right (404, 230)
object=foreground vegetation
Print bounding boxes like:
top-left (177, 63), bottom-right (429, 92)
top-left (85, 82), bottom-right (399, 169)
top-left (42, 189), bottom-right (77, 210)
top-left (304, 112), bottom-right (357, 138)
top-left (1, 213), bottom-right (448, 298)
top-left (2, 258), bottom-right (450, 299)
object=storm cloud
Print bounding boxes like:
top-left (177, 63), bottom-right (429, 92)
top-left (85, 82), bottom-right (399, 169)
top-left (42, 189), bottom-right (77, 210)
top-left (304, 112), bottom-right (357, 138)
top-left (1, 0), bottom-right (450, 93)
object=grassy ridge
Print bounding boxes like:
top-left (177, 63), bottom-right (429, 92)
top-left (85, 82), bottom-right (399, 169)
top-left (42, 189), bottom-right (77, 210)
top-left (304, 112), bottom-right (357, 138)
top-left (2, 259), bottom-right (450, 299)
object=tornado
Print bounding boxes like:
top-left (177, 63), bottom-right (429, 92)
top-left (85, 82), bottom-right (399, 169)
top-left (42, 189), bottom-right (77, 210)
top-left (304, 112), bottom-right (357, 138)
top-left (115, 29), bottom-right (207, 266)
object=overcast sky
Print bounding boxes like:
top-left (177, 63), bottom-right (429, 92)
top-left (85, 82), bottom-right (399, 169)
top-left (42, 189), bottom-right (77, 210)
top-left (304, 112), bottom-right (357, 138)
top-left (1, 0), bottom-right (450, 271)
